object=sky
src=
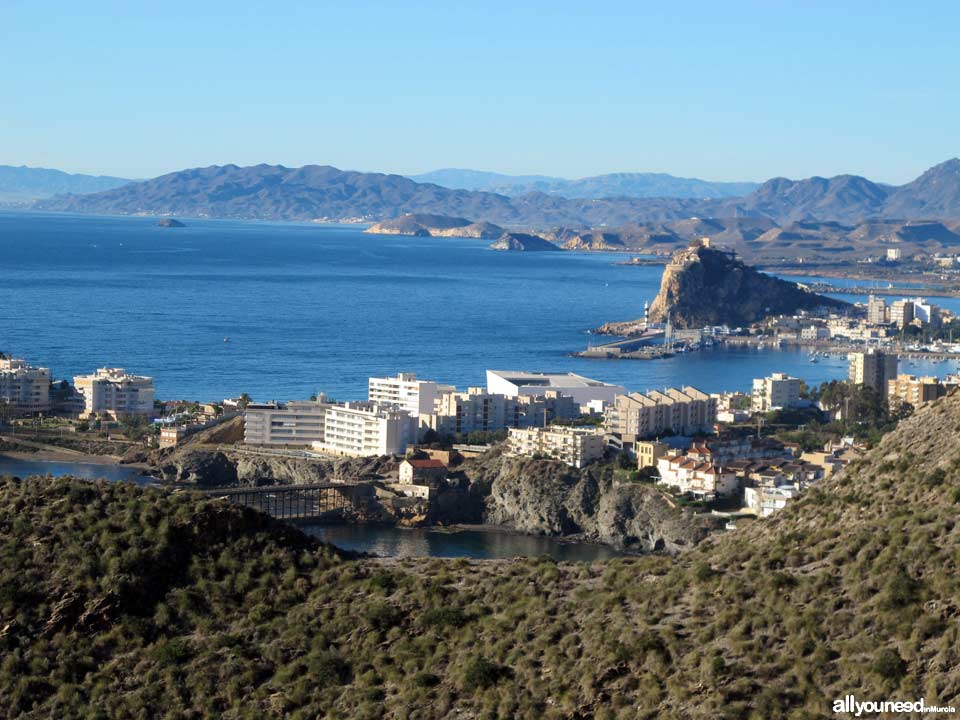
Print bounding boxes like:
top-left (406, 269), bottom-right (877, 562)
top-left (2, 1), bottom-right (958, 184)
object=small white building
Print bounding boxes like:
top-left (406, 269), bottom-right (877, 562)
top-left (744, 484), bottom-right (801, 517)
top-left (656, 452), bottom-right (738, 499)
top-left (399, 458), bottom-right (447, 487)
top-left (506, 425), bottom-right (605, 468)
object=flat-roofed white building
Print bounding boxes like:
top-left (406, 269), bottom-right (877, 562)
top-left (74, 367), bottom-right (155, 419)
top-left (244, 399), bottom-right (330, 446)
top-left (313, 401), bottom-right (413, 457)
top-left (368, 372), bottom-right (454, 417)
top-left (0, 357), bottom-right (51, 415)
top-left (506, 425), bottom-right (606, 468)
top-left (486, 370), bottom-right (625, 411)
top-left (751, 373), bottom-right (802, 412)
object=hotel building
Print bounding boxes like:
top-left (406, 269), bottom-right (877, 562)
top-left (0, 357), bottom-right (51, 415)
top-left (74, 367), bottom-right (155, 419)
top-left (486, 370), bottom-right (626, 412)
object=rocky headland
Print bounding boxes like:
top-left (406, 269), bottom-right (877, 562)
top-left (364, 213), bottom-right (504, 239)
top-left (489, 232), bottom-right (561, 252)
top-left (156, 218), bottom-right (185, 227)
top-left (598, 239), bottom-right (849, 333)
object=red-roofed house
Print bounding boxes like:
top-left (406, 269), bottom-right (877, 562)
top-left (399, 458), bottom-right (448, 487)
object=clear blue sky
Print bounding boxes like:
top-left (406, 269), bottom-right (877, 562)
top-left (2, 1), bottom-right (957, 183)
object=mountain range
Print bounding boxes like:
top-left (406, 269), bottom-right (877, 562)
top-left (408, 168), bottom-right (759, 199)
top-left (31, 158), bottom-right (960, 231)
top-left (0, 165), bottom-right (131, 203)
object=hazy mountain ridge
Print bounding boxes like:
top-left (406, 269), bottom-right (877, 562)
top-left (409, 168), bottom-right (760, 199)
top-left (0, 165), bottom-right (131, 202)
top-left (33, 158), bottom-right (960, 230)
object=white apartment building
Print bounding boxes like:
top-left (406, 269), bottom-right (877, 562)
top-left (506, 425), bottom-right (606, 468)
top-left (425, 387), bottom-right (577, 437)
top-left (751, 373), bottom-right (802, 412)
top-left (0, 357), bottom-right (51, 415)
top-left (313, 401), bottom-right (413, 457)
top-left (244, 399), bottom-right (330, 445)
top-left (911, 298), bottom-right (941, 327)
top-left (604, 386), bottom-right (716, 439)
top-left (848, 350), bottom-right (898, 394)
top-left (368, 372), bottom-right (454, 417)
top-left (245, 397), bottom-right (413, 457)
top-left (486, 370), bottom-right (625, 411)
top-left (74, 367), bottom-right (155, 419)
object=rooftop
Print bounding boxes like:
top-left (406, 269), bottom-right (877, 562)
top-left (486, 370), bottom-right (621, 389)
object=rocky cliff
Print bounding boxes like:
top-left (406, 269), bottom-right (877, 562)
top-left (645, 241), bottom-right (848, 328)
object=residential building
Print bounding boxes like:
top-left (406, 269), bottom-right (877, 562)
top-left (313, 401), bottom-right (413, 457)
top-left (751, 373), bottom-right (802, 412)
top-left (912, 298), bottom-right (941, 327)
top-left (74, 367), bottom-right (155, 419)
top-left (636, 440), bottom-right (668, 469)
top-left (244, 399), bottom-right (330, 446)
top-left (399, 458), bottom-right (447, 487)
top-left (866, 294), bottom-right (888, 325)
top-left (800, 325), bottom-right (830, 341)
top-left (603, 386), bottom-right (716, 439)
top-left (886, 247), bottom-right (902, 261)
top-left (368, 372), bottom-right (454, 417)
top-left (506, 425), bottom-right (606, 468)
top-left (0, 357), bottom-right (51, 415)
top-left (486, 370), bottom-right (625, 411)
top-left (744, 484), bottom-right (802, 517)
top-left (888, 374), bottom-right (949, 408)
top-left (890, 299), bottom-right (915, 329)
top-left (425, 387), bottom-right (576, 437)
top-left (656, 451), bottom-right (738, 499)
top-left (848, 350), bottom-right (898, 393)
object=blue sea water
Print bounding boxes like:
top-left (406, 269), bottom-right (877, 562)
top-left (2, 210), bottom-right (958, 402)
top-left (0, 456), bottom-right (151, 484)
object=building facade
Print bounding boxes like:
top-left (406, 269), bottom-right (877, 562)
top-left (866, 295), bottom-right (888, 325)
top-left (368, 373), bottom-right (454, 417)
top-left (636, 440), bottom-right (669, 469)
top-left (425, 388), bottom-right (577, 437)
top-left (603, 386), bottom-right (716, 439)
top-left (74, 367), bottom-right (155, 419)
top-left (890, 299), bottom-right (915, 329)
top-left (316, 401), bottom-right (413, 457)
top-left (0, 357), bottom-right (51, 415)
top-left (848, 350), bottom-right (898, 394)
top-left (506, 425), bottom-right (606, 468)
top-left (887, 374), bottom-right (951, 408)
top-left (243, 399), bottom-right (329, 446)
top-left (751, 373), bottom-right (802, 412)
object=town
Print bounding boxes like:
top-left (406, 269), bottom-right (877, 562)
top-left (3, 345), bottom-right (956, 525)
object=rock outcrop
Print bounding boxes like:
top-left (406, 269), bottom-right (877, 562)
top-left (645, 240), bottom-right (848, 328)
top-left (156, 218), bottom-right (185, 227)
top-left (455, 450), bottom-right (721, 552)
top-left (489, 232), bottom-right (561, 252)
top-left (365, 213), bottom-right (504, 239)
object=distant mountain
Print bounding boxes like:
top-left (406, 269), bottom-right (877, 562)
top-left (883, 158), bottom-right (960, 219)
top-left (410, 168), bottom-right (759, 199)
top-left (0, 165), bottom-right (130, 202)
top-left (35, 163), bottom-right (707, 226)
top-left (34, 158), bottom-right (960, 229)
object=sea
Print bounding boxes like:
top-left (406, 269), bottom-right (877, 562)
top-left (4, 210), bottom-right (959, 559)
top-left (2, 210), bottom-right (958, 402)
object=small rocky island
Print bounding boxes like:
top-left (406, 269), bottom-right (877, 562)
top-left (157, 218), bottom-right (186, 227)
top-left (599, 238), bottom-right (848, 332)
top-left (489, 232), bottom-right (561, 252)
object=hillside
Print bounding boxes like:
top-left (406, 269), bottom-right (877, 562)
top-left (644, 241), bottom-right (848, 328)
top-left (0, 165), bottom-right (130, 203)
top-left (3, 389), bottom-right (960, 717)
top-left (365, 213), bottom-right (504, 239)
